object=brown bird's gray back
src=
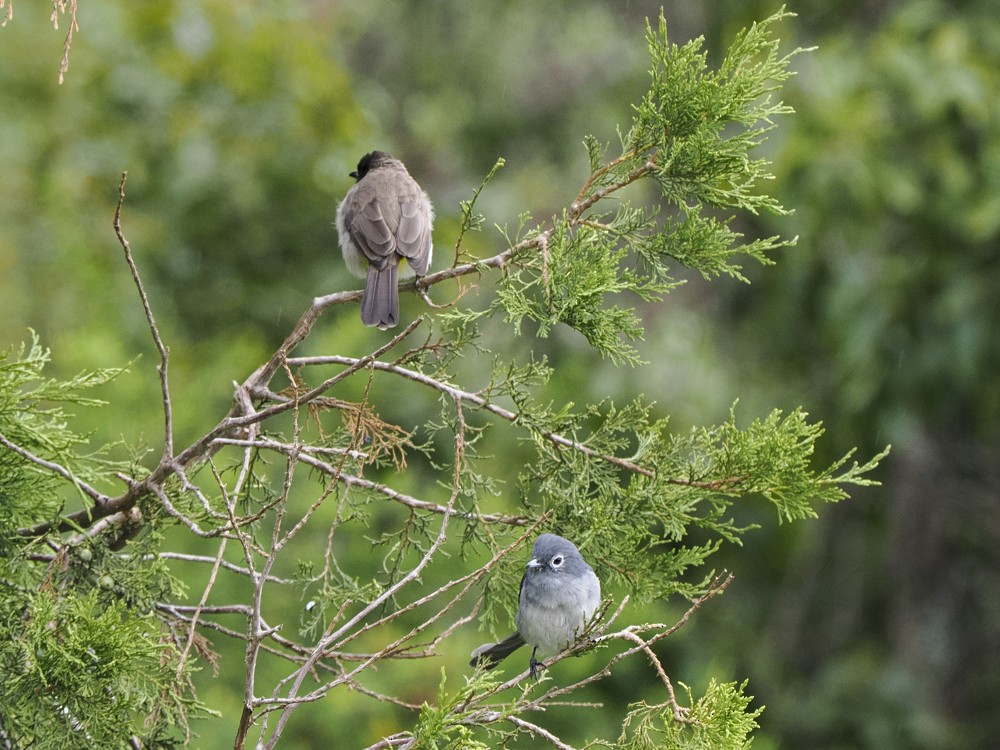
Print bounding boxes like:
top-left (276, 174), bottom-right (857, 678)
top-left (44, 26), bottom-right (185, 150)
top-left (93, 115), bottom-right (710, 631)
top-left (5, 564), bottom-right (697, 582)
top-left (337, 151), bottom-right (434, 328)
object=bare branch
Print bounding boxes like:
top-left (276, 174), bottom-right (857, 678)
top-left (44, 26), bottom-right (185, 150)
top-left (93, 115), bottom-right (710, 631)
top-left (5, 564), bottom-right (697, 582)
top-left (255, 394), bottom-right (471, 749)
top-left (507, 716), bottom-right (577, 750)
top-left (156, 552), bottom-right (295, 584)
top-left (114, 171), bottom-right (174, 460)
top-left (214, 435), bottom-right (528, 526)
top-left (285, 356), bottom-right (657, 478)
top-left (51, 0), bottom-right (78, 84)
top-left (175, 537), bottom-right (229, 682)
top-left (0, 430), bottom-right (108, 506)
top-left (570, 150), bottom-right (659, 220)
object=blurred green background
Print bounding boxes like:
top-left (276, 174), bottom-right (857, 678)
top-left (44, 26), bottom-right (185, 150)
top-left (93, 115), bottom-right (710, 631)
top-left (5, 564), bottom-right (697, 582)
top-left (2, 0), bottom-right (998, 747)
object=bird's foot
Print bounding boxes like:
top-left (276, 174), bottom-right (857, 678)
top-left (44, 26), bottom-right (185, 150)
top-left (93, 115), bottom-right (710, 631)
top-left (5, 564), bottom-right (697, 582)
top-left (529, 655), bottom-right (544, 681)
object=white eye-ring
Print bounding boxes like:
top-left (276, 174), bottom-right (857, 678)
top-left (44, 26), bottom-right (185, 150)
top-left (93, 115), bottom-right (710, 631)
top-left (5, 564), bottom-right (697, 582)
top-left (551, 555), bottom-right (564, 567)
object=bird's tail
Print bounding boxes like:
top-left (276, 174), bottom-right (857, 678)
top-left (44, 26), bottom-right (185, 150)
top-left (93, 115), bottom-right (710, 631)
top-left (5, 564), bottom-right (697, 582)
top-left (469, 632), bottom-right (526, 669)
top-left (361, 262), bottom-right (399, 329)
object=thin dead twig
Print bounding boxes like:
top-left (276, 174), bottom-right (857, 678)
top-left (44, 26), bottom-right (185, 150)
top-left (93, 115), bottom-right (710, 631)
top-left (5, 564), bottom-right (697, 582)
top-left (114, 171), bottom-right (173, 460)
top-left (51, 0), bottom-right (79, 84)
top-left (0, 430), bottom-right (108, 506)
top-left (218, 435), bottom-right (528, 526)
top-left (286, 355), bottom-right (657, 478)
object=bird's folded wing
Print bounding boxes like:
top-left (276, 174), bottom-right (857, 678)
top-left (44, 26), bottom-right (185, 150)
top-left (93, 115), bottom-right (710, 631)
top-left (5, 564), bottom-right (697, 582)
top-left (396, 200), bottom-right (432, 274)
top-left (350, 197), bottom-right (396, 265)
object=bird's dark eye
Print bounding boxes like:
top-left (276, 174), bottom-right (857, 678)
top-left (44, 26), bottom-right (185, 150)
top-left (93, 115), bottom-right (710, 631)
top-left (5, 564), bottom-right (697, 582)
top-left (551, 555), bottom-right (564, 567)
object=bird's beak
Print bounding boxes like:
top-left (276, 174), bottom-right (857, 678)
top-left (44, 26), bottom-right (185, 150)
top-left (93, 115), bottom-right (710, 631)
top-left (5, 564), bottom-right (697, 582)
top-left (526, 558), bottom-right (542, 569)
top-left (349, 170), bottom-right (360, 180)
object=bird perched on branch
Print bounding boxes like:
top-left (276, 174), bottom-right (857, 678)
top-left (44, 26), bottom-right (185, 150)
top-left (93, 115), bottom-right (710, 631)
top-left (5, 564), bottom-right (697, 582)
top-left (336, 151), bottom-right (434, 329)
top-left (470, 533), bottom-right (601, 679)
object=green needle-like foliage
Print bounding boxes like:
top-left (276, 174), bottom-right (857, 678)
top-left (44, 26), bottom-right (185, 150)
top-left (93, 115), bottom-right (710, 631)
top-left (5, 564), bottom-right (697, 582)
top-left (0, 7), bottom-right (887, 749)
top-left (482, 10), bottom-right (802, 366)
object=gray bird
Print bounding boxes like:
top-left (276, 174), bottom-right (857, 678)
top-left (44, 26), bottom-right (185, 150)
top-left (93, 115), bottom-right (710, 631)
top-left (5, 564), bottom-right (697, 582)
top-left (336, 151), bottom-right (434, 329)
top-left (470, 533), bottom-right (601, 679)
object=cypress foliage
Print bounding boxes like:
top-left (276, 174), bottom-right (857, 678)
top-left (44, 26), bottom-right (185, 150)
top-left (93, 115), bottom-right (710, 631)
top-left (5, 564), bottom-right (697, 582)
top-left (0, 9), bottom-right (886, 748)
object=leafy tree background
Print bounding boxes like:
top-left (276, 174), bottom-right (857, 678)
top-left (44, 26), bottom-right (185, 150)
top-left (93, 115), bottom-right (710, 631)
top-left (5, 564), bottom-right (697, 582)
top-left (1, 1), bottom-right (997, 748)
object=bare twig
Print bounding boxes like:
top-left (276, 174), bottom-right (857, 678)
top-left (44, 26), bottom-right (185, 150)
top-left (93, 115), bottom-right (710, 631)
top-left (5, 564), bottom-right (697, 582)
top-left (114, 171), bottom-right (174, 460)
top-left (212, 435), bottom-right (529, 526)
top-left (362, 734), bottom-right (414, 750)
top-left (51, 0), bottom-right (78, 84)
top-left (175, 537), bottom-right (229, 682)
top-left (254, 409), bottom-right (468, 749)
top-left (285, 355), bottom-right (658, 478)
top-left (570, 148), bottom-right (659, 220)
top-left (0, 430), bottom-right (108, 506)
top-left (155, 552), bottom-right (295, 584)
top-left (543, 576), bottom-right (732, 708)
top-left (507, 716), bottom-right (577, 750)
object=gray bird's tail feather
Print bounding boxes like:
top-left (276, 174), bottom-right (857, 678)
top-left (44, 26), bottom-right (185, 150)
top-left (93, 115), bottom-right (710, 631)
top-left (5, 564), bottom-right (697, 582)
top-left (362, 262), bottom-right (398, 329)
top-left (469, 632), bottom-right (525, 669)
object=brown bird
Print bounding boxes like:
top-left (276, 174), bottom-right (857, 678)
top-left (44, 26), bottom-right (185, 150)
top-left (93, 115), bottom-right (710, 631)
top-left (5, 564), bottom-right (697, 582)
top-left (336, 151), bottom-right (434, 329)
